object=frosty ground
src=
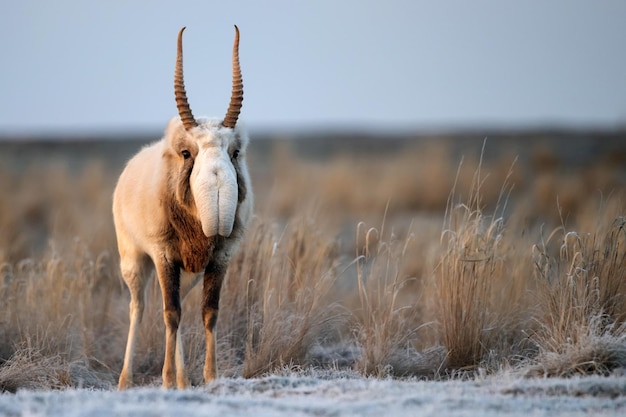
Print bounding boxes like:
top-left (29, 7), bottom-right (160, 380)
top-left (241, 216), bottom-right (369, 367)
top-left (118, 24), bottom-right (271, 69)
top-left (1, 373), bottom-right (625, 417)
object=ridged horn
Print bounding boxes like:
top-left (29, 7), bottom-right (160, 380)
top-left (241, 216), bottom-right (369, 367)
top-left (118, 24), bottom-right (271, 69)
top-left (222, 25), bottom-right (243, 129)
top-left (174, 27), bottom-right (198, 130)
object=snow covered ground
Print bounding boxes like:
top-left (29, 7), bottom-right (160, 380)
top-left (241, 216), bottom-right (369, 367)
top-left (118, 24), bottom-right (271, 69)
top-left (1, 374), bottom-right (625, 417)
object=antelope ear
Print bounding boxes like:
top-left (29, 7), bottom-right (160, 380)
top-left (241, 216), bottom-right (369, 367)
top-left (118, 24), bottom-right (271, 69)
top-left (164, 117), bottom-right (184, 139)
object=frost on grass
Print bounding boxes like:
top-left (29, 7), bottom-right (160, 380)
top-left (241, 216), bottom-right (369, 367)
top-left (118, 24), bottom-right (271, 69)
top-left (529, 217), bottom-right (626, 377)
top-left (0, 348), bottom-right (113, 393)
top-left (0, 349), bottom-right (67, 393)
top-left (1, 373), bottom-right (625, 417)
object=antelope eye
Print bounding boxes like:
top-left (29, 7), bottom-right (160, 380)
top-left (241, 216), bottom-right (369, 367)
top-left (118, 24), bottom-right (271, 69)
top-left (181, 150), bottom-right (191, 159)
top-left (232, 149), bottom-right (240, 160)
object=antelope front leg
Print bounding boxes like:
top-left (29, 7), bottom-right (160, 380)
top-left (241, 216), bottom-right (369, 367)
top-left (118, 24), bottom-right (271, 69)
top-left (202, 262), bottom-right (226, 383)
top-left (117, 254), bottom-right (148, 390)
top-left (175, 331), bottom-right (189, 388)
top-left (118, 288), bottom-right (144, 390)
top-left (156, 259), bottom-right (182, 389)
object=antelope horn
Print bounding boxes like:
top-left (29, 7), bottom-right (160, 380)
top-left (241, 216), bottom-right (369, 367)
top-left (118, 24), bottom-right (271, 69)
top-left (174, 27), bottom-right (198, 130)
top-left (222, 25), bottom-right (243, 129)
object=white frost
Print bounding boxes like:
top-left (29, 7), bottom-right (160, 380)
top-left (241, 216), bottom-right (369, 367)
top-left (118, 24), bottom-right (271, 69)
top-left (1, 374), bottom-right (626, 417)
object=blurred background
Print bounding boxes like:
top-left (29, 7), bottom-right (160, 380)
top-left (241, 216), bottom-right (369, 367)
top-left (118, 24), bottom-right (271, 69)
top-left (1, 0), bottom-right (625, 136)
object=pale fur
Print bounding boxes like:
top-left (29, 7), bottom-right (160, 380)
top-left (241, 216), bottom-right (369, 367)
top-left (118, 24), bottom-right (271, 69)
top-left (113, 116), bottom-right (253, 389)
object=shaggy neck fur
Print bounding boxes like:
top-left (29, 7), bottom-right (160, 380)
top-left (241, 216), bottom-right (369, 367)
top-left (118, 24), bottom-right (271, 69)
top-left (162, 153), bottom-right (248, 273)
top-left (165, 195), bottom-right (217, 273)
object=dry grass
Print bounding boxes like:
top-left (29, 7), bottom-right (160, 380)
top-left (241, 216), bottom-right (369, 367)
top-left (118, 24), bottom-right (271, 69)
top-left (1, 135), bottom-right (625, 391)
top-left (436, 155), bottom-right (512, 370)
top-left (351, 216), bottom-right (427, 377)
top-left (528, 211), bottom-right (626, 377)
top-left (228, 214), bottom-right (344, 378)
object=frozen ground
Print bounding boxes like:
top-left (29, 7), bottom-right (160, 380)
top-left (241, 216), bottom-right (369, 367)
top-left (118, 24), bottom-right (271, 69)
top-left (1, 374), bottom-right (625, 417)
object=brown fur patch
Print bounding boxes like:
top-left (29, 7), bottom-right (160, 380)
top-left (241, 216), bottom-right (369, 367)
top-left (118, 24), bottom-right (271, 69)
top-left (203, 262), bottom-right (227, 312)
top-left (176, 164), bottom-right (194, 207)
top-left (235, 162), bottom-right (248, 203)
top-left (161, 138), bottom-right (248, 274)
top-left (165, 198), bottom-right (219, 273)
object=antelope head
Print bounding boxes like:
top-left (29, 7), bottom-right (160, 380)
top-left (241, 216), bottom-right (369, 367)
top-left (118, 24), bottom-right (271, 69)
top-left (166, 26), bottom-right (246, 238)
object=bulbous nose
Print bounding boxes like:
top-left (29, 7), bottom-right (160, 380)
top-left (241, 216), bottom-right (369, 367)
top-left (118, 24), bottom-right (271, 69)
top-left (191, 150), bottom-right (238, 238)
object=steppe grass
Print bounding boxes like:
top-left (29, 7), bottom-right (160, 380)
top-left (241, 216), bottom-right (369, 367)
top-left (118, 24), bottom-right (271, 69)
top-left (528, 209), bottom-right (626, 377)
top-left (1, 139), bottom-right (625, 390)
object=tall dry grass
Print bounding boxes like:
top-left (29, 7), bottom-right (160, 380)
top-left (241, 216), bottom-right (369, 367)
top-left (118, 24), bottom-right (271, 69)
top-left (351, 216), bottom-right (426, 377)
top-left (529, 209), bottom-right (626, 377)
top-left (1, 137), bottom-right (625, 391)
top-left (225, 214), bottom-right (345, 378)
top-left (437, 155), bottom-right (512, 370)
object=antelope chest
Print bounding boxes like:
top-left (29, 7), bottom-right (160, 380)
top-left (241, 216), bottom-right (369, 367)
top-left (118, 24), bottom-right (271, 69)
top-left (178, 235), bottom-right (214, 273)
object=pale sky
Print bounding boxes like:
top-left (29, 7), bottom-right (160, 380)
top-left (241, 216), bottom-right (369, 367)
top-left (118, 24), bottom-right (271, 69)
top-left (1, 0), bottom-right (625, 135)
